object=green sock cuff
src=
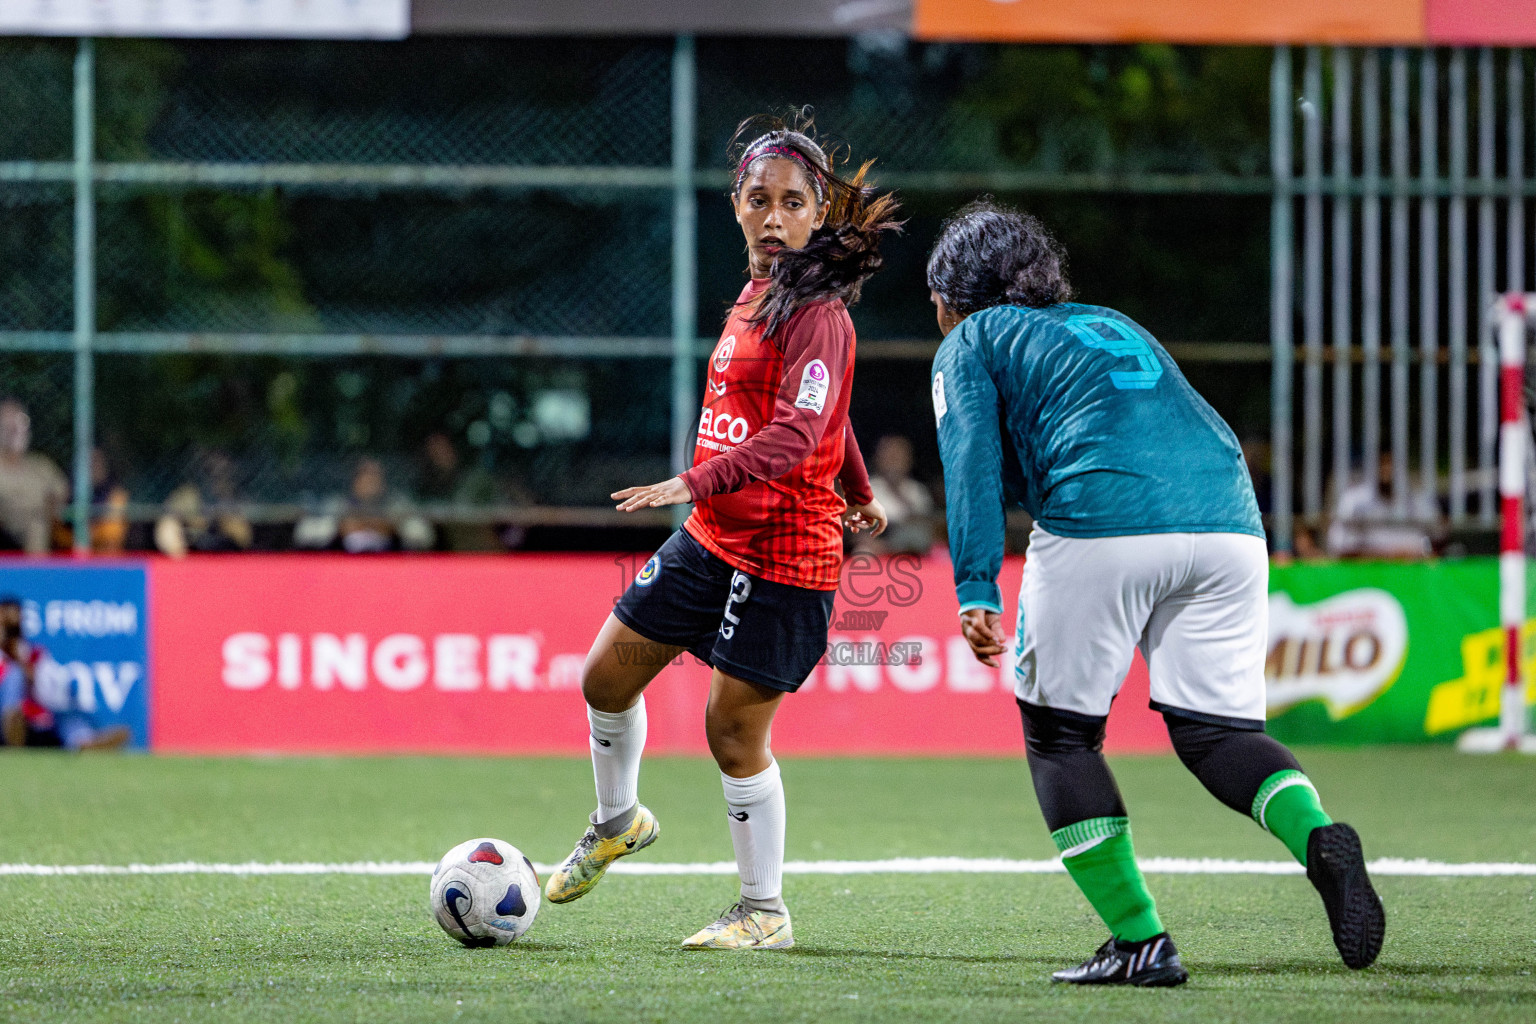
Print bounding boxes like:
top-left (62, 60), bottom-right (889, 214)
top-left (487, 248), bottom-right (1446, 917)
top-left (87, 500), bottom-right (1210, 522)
top-left (1260, 772), bottom-right (1333, 866)
top-left (1251, 769), bottom-right (1315, 831)
top-left (1051, 816), bottom-right (1129, 854)
top-left (1059, 830), bottom-right (1165, 942)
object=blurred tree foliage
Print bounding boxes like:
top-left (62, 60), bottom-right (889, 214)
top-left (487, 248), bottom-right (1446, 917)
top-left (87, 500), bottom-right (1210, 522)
top-left (956, 44), bottom-right (1270, 173)
top-left (95, 40), bottom-right (318, 492)
top-left (92, 40), bottom-right (315, 332)
top-left (2, 36), bottom-right (1277, 510)
top-left (699, 40), bottom-right (1275, 463)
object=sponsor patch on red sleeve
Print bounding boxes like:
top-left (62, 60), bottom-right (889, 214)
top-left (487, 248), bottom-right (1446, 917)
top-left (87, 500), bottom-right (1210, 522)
top-left (795, 359), bottom-right (829, 414)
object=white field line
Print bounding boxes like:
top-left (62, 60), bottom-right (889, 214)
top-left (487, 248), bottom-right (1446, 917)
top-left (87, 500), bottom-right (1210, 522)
top-left (0, 857), bottom-right (1533, 878)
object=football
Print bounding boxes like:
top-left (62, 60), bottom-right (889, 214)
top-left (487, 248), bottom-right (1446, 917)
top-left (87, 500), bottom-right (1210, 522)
top-left (429, 838), bottom-right (542, 947)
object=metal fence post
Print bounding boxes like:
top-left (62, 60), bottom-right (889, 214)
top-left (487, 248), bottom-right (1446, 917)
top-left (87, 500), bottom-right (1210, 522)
top-left (1448, 48), bottom-right (1468, 521)
top-left (1362, 49), bottom-right (1383, 485)
top-left (1478, 47), bottom-right (1497, 523)
top-left (1302, 47), bottom-right (1323, 524)
top-left (1271, 45), bottom-right (1295, 554)
top-left (670, 34), bottom-right (698, 523)
top-left (1419, 49), bottom-right (1439, 513)
top-left (1331, 47), bottom-right (1353, 513)
top-left (71, 37), bottom-right (95, 555)
top-left (1390, 48), bottom-right (1410, 513)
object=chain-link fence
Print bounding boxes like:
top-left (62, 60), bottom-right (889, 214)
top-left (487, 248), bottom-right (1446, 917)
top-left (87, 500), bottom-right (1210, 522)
top-left (0, 41), bottom-right (74, 552)
top-left (16, 35), bottom-right (1497, 555)
top-left (3, 37), bottom-right (697, 552)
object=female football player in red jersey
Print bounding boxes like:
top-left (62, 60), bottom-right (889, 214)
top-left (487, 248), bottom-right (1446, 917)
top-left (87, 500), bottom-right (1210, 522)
top-left (542, 114), bottom-right (901, 949)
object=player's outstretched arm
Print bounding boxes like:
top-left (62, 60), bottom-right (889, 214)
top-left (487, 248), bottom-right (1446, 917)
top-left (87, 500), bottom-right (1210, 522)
top-left (613, 477), bottom-right (692, 511)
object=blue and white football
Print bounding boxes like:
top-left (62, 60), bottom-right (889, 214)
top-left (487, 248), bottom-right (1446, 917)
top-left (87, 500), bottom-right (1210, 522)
top-left (429, 838), bottom-right (541, 947)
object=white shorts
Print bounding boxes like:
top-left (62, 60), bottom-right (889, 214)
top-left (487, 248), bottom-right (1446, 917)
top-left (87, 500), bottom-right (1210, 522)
top-left (1013, 525), bottom-right (1269, 725)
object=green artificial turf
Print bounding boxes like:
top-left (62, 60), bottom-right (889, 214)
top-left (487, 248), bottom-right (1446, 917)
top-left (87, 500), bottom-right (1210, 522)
top-left (0, 748), bottom-right (1533, 1022)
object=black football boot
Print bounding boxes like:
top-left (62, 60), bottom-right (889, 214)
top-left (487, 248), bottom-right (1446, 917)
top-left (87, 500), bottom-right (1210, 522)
top-left (1306, 822), bottom-right (1386, 969)
top-left (1051, 932), bottom-right (1189, 987)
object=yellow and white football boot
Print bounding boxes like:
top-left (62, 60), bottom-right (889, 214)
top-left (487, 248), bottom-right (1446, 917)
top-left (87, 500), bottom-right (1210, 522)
top-left (543, 804), bottom-right (659, 904)
top-left (681, 902), bottom-right (794, 950)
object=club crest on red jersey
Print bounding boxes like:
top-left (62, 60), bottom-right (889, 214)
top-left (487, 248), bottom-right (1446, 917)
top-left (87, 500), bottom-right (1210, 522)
top-left (713, 335), bottom-right (737, 373)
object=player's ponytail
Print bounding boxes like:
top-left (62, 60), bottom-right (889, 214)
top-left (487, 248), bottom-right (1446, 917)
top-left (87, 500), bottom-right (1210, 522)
top-left (728, 111), bottom-right (903, 341)
top-left (926, 198), bottom-right (1072, 317)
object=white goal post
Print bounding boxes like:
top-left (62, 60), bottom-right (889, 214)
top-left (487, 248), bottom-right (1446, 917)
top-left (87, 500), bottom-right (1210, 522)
top-left (1458, 293), bottom-right (1536, 755)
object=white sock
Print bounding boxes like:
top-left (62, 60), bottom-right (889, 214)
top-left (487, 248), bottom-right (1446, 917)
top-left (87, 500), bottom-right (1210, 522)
top-left (588, 699), bottom-right (646, 826)
top-left (721, 760), bottom-right (786, 910)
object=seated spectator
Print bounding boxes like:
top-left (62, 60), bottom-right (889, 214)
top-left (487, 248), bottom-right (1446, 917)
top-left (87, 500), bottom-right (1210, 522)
top-left (295, 457), bottom-right (432, 553)
top-left (154, 450), bottom-right (253, 558)
top-left (864, 434), bottom-right (936, 555)
top-left (1, 595), bottom-right (129, 750)
top-left (339, 457), bottom-right (397, 552)
top-left (0, 399), bottom-right (69, 555)
top-left (415, 433), bottom-right (490, 502)
top-left (1241, 435), bottom-right (1273, 521)
top-left (90, 447), bottom-right (130, 555)
top-left (1288, 524), bottom-right (1327, 563)
top-left (414, 432), bottom-right (502, 551)
top-left (1327, 452), bottom-right (1443, 559)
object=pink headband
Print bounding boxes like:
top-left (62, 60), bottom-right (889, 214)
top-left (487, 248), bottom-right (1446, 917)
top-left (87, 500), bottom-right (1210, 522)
top-left (734, 143), bottom-right (826, 201)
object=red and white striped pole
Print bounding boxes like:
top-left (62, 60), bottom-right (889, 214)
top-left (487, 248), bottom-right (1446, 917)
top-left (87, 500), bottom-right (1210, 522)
top-left (1497, 293), bottom-right (1528, 747)
top-left (1461, 294), bottom-right (1536, 754)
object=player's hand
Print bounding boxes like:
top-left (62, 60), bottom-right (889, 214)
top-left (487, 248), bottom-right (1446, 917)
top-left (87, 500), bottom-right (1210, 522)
top-left (842, 497), bottom-right (889, 536)
top-left (959, 608), bottom-right (1006, 667)
top-left (612, 477), bottom-right (692, 512)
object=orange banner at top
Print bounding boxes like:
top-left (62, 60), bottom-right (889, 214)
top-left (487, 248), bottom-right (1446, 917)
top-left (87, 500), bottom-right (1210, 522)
top-left (913, 0), bottom-right (1536, 46)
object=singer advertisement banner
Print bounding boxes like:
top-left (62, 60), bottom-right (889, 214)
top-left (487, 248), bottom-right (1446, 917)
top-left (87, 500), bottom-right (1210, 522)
top-left (146, 553), bottom-right (1167, 755)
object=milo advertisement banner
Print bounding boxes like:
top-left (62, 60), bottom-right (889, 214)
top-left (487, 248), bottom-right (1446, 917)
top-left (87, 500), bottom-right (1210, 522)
top-left (1266, 559), bottom-right (1536, 744)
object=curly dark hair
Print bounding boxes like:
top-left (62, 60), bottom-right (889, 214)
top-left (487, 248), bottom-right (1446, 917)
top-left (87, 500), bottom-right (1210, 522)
top-left (925, 199), bottom-right (1072, 316)
top-left (728, 109), bottom-right (903, 341)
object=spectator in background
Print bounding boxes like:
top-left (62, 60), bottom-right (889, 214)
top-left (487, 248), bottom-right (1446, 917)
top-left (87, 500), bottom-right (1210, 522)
top-left (863, 434), bottom-right (936, 555)
top-left (1291, 525), bottom-right (1326, 561)
top-left (1240, 436), bottom-right (1273, 520)
top-left (295, 456), bottom-right (432, 553)
top-left (338, 457), bottom-right (398, 552)
top-left (415, 432), bottom-right (502, 551)
top-left (90, 447), bottom-right (130, 555)
top-left (416, 432), bottom-right (496, 504)
top-left (201, 450), bottom-right (251, 531)
top-left (0, 399), bottom-right (69, 555)
top-left (1, 595), bottom-right (129, 750)
top-left (154, 449), bottom-right (253, 558)
top-left (1327, 451), bottom-right (1443, 559)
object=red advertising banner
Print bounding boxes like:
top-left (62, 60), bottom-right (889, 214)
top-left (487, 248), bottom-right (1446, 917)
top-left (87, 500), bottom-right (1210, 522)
top-left (149, 553), bottom-right (1168, 755)
top-left (913, 0), bottom-right (1423, 45)
top-left (1426, 0), bottom-right (1536, 45)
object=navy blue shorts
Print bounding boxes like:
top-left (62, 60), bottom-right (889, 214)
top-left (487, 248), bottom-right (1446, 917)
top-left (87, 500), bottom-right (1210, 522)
top-left (613, 529), bottom-right (834, 693)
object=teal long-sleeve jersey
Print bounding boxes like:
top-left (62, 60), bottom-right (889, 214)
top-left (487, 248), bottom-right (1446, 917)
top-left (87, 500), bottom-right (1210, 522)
top-left (932, 303), bottom-right (1264, 613)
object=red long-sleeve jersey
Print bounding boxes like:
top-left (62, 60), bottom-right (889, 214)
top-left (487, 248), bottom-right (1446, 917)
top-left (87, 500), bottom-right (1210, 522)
top-left (680, 278), bottom-right (872, 591)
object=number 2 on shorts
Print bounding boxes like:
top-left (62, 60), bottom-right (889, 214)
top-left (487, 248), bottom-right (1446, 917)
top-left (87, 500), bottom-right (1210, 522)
top-left (719, 571), bottom-right (752, 640)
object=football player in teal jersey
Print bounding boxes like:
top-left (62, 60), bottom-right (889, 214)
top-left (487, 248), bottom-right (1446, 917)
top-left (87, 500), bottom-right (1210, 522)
top-left (927, 200), bottom-right (1384, 986)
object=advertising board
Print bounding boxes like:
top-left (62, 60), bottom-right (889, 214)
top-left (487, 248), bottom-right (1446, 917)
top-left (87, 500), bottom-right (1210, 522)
top-left (148, 553), bottom-right (1167, 755)
top-left (1266, 560), bottom-right (1534, 744)
top-left (0, 561), bottom-right (150, 747)
top-left (5, 552), bottom-right (1519, 753)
